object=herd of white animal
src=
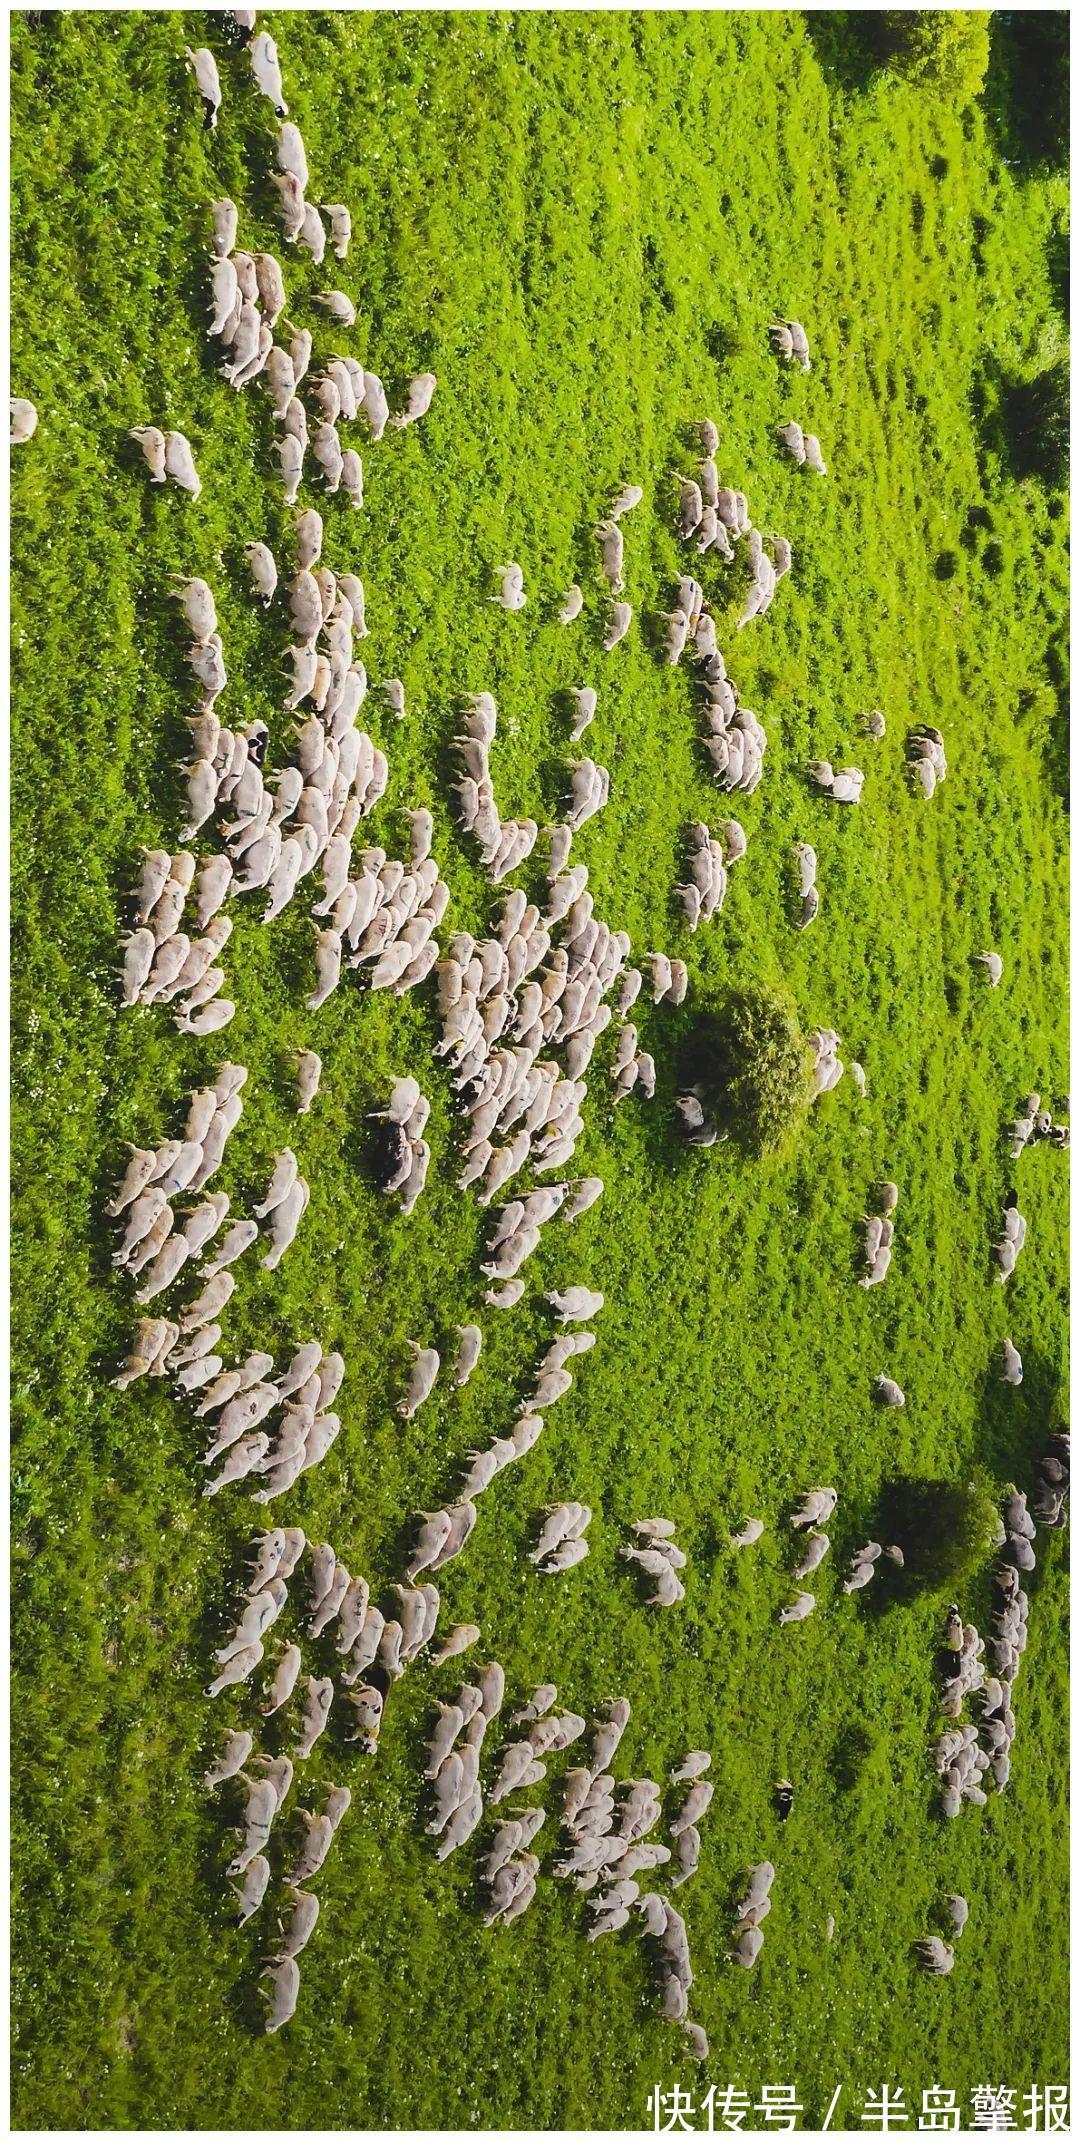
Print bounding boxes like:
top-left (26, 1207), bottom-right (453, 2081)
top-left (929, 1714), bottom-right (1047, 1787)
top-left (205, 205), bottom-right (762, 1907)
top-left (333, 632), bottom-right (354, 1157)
top-left (931, 1408), bottom-right (1069, 1847)
top-left (13, 4), bottom-right (1068, 2057)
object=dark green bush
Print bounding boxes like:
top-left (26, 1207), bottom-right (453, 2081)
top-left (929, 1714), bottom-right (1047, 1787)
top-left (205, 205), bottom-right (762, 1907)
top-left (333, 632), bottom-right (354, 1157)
top-left (880, 11), bottom-right (991, 102)
top-left (698, 982), bottom-right (814, 1156)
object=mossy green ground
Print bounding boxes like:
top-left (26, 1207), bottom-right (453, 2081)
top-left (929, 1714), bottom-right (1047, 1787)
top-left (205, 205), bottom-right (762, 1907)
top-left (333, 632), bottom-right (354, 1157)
top-left (11, 10), bottom-right (1069, 2130)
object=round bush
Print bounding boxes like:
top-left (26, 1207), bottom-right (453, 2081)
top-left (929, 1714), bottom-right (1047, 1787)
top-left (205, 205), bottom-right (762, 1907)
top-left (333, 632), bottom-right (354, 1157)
top-left (880, 11), bottom-right (990, 103)
top-left (696, 982), bottom-right (814, 1156)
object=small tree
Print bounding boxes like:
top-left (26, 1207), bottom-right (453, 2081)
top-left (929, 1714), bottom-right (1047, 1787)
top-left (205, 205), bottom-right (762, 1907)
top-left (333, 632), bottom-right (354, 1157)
top-left (700, 982), bottom-right (814, 1156)
top-left (880, 11), bottom-right (991, 103)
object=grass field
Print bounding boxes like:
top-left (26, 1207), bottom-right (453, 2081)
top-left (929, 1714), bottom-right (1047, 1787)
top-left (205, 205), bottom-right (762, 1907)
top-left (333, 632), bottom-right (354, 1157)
top-left (10, 9), bottom-right (1070, 2131)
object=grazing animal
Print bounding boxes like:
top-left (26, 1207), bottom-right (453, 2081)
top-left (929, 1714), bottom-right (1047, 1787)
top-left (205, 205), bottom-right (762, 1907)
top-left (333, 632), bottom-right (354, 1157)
top-left (873, 1375), bottom-right (906, 1408)
top-left (603, 600), bottom-right (632, 650)
top-left (494, 562), bottom-right (526, 612)
top-left (11, 397), bottom-right (37, 445)
top-left (233, 1854), bottom-right (270, 1924)
top-left (975, 950), bottom-right (1003, 988)
top-left (184, 46), bottom-right (222, 128)
top-left (163, 431), bottom-right (201, 496)
top-left (250, 29), bottom-right (288, 114)
top-left (261, 1957), bottom-right (300, 2033)
top-left (393, 373), bottom-right (437, 427)
top-left (451, 1325), bottom-right (483, 1389)
top-left (398, 1343), bottom-right (440, 1419)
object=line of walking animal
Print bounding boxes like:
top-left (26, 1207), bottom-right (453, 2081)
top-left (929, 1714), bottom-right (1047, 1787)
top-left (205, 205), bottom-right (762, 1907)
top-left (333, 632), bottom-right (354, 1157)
top-left (203, 1530), bottom-right (370, 2032)
top-left (933, 1482), bottom-right (1040, 1820)
top-left (451, 693), bottom-right (540, 881)
top-left (208, 1338), bottom-right (341, 1503)
top-left (675, 819), bottom-right (736, 929)
top-left (906, 724), bottom-right (948, 800)
top-left (808, 757), bottom-right (864, 805)
top-left (935, 1644), bottom-right (1006, 1813)
top-left (109, 1068), bottom-right (343, 1503)
top-left (672, 435), bottom-right (792, 629)
top-left (121, 844), bottom-right (234, 1032)
top-left (730, 1858), bottom-right (775, 1969)
top-left (860, 1178), bottom-right (899, 1289)
top-left (1030, 1432), bottom-right (1070, 1532)
top-left (808, 1026), bottom-right (845, 1100)
top-left (180, 583), bottom-right (390, 914)
top-left (993, 1195), bottom-right (1028, 1282)
top-left (777, 418), bottom-right (827, 474)
top-left (425, 1663), bottom-right (509, 1865)
top-left (620, 1518), bottom-right (686, 1607)
top-left (109, 1066), bottom-right (248, 1320)
top-left (369, 1075), bottom-right (431, 1212)
top-left (671, 570), bottom-right (771, 798)
top-left (780, 1488), bottom-right (837, 1625)
top-left (702, 678), bottom-right (769, 793)
top-left (587, 486), bottom-right (643, 646)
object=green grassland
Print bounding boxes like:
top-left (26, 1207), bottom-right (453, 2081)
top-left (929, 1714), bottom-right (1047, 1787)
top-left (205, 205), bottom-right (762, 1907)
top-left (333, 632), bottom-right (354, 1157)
top-left (10, 9), bottom-right (1069, 2131)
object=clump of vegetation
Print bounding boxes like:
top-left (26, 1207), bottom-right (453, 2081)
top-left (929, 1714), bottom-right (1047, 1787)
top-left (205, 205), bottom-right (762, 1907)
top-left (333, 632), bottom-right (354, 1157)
top-left (698, 982), bottom-right (814, 1156)
top-left (877, 1477), bottom-right (1000, 1588)
top-left (879, 11), bottom-right (991, 104)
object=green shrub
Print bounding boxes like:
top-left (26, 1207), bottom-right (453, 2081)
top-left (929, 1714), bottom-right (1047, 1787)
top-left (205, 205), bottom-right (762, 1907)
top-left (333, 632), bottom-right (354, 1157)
top-left (698, 982), bottom-right (814, 1156)
top-left (880, 11), bottom-right (991, 103)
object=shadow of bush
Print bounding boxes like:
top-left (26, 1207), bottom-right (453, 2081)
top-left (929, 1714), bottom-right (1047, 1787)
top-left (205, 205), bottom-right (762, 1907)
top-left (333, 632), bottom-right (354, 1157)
top-left (973, 356), bottom-right (1069, 490)
top-left (869, 1475), bottom-right (1000, 1594)
top-left (983, 11), bottom-right (1069, 169)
